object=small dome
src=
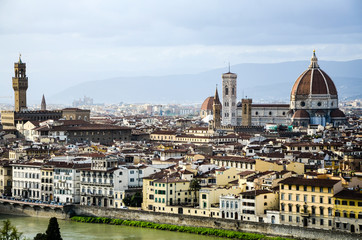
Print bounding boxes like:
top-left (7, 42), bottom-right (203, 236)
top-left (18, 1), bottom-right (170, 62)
top-left (330, 109), bottom-right (346, 118)
top-left (201, 96), bottom-right (214, 111)
top-left (292, 110), bottom-right (310, 119)
top-left (291, 51), bottom-right (337, 97)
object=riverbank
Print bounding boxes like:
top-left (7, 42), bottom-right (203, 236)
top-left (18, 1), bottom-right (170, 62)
top-left (71, 216), bottom-right (293, 240)
top-left (0, 202), bottom-right (360, 240)
top-left (0, 215), bottom-right (223, 240)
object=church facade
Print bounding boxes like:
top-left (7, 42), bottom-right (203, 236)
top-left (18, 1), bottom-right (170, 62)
top-left (201, 51), bottom-right (346, 127)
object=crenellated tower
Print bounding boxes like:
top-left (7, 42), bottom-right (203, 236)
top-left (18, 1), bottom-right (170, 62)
top-left (12, 55), bottom-right (28, 112)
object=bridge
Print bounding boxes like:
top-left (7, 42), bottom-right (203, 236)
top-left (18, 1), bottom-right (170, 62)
top-left (0, 198), bottom-right (73, 219)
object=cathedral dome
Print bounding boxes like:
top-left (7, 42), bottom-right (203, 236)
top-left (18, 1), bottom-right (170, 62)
top-left (292, 109), bottom-right (310, 119)
top-left (291, 51), bottom-right (337, 97)
top-left (330, 109), bottom-right (346, 118)
top-left (201, 96), bottom-right (214, 111)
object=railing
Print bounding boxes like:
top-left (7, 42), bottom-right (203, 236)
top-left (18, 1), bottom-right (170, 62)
top-left (0, 198), bottom-right (63, 208)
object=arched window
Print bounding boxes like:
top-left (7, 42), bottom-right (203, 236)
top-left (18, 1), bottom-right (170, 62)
top-left (225, 87), bottom-right (229, 95)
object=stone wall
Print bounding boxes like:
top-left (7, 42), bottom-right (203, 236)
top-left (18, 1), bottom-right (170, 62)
top-left (72, 205), bottom-right (361, 240)
top-left (0, 203), bottom-right (68, 219)
top-left (0, 203), bottom-right (360, 240)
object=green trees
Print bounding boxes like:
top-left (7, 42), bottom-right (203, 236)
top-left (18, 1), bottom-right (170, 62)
top-left (189, 178), bottom-right (201, 205)
top-left (33, 217), bottom-right (62, 240)
top-left (0, 219), bottom-right (24, 240)
top-left (123, 192), bottom-right (142, 207)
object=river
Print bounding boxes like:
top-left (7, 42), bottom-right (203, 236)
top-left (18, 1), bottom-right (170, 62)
top-left (0, 215), bottom-right (224, 240)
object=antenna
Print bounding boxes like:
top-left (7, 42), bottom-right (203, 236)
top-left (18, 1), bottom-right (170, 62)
top-left (228, 62), bottom-right (231, 73)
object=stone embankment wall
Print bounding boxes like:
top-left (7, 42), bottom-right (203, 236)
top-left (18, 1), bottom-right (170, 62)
top-left (73, 205), bottom-right (360, 240)
top-left (0, 203), bottom-right (68, 219)
top-left (0, 203), bottom-right (360, 240)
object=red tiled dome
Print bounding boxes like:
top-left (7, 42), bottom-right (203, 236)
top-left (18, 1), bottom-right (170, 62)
top-left (330, 109), bottom-right (345, 118)
top-left (201, 96), bottom-right (214, 111)
top-left (291, 69), bottom-right (337, 96)
top-left (292, 110), bottom-right (310, 119)
top-left (291, 51), bottom-right (337, 97)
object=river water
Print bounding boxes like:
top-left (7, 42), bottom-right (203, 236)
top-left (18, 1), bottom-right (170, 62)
top-left (0, 215), bottom-right (224, 240)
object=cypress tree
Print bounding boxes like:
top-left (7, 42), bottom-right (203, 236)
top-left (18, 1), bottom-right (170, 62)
top-left (45, 217), bottom-right (62, 240)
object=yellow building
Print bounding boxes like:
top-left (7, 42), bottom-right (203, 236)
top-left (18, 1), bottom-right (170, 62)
top-left (150, 130), bottom-right (176, 142)
top-left (40, 166), bottom-right (54, 201)
top-left (255, 158), bottom-right (305, 175)
top-left (279, 177), bottom-right (343, 230)
top-left (211, 156), bottom-right (255, 171)
top-left (333, 189), bottom-right (362, 233)
top-left (142, 172), bottom-right (221, 218)
top-left (0, 161), bottom-right (12, 196)
top-left (215, 167), bottom-right (240, 186)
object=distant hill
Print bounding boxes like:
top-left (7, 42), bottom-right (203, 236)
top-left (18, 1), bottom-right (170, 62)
top-left (49, 59), bottom-right (362, 104)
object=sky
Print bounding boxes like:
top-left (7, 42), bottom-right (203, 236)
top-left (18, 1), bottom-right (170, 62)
top-left (0, 0), bottom-right (361, 103)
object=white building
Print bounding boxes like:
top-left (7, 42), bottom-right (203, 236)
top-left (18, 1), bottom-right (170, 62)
top-left (12, 163), bottom-right (42, 200)
top-left (220, 194), bottom-right (240, 220)
top-left (80, 154), bottom-right (119, 207)
top-left (53, 162), bottom-right (85, 204)
top-left (113, 165), bottom-right (161, 208)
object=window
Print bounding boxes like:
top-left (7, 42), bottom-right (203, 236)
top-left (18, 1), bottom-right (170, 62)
top-left (304, 186), bottom-right (307, 191)
top-left (296, 205), bottom-right (300, 213)
top-left (350, 212), bottom-right (355, 218)
top-left (289, 216), bottom-right (292, 222)
top-left (311, 195), bottom-right (315, 203)
top-left (288, 194), bottom-right (292, 201)
top-left (328, 197), bottom-right (331, 204)
top-left (296, 185), bottom-right (300, 191)
top-left (130, 178), bottom-right (134, 182)
top-left (288, 185), bottom-right (292, 190)
top-left (320, 219), bottom-right (324, 226)
top-left (311, 186), bottom-right (315, 192)
top-left (320, 197), bottom-right (323, 203)
top-left (335, 211), bottom-right (340, 217)
top-left (296, 194), bottom-right (300, 201)
top-left (304, 195), bottom-right (307, 202)
top-left (328, 187), bottom-right (332, 193)
top-left (320, 207), bottom-right (324, 216)
top-left (288, 204), bottom-right (292, 212)
top-left (335, 200), bottom-right (340, 205)
top-left (281, 193), bottom-right (284, 200)
top-left (349, 201), bottom-right (355, 206)
top-left (319, 187), bottom-right (323, 193)
top-left (342, 200), bottom-right (347, 205)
